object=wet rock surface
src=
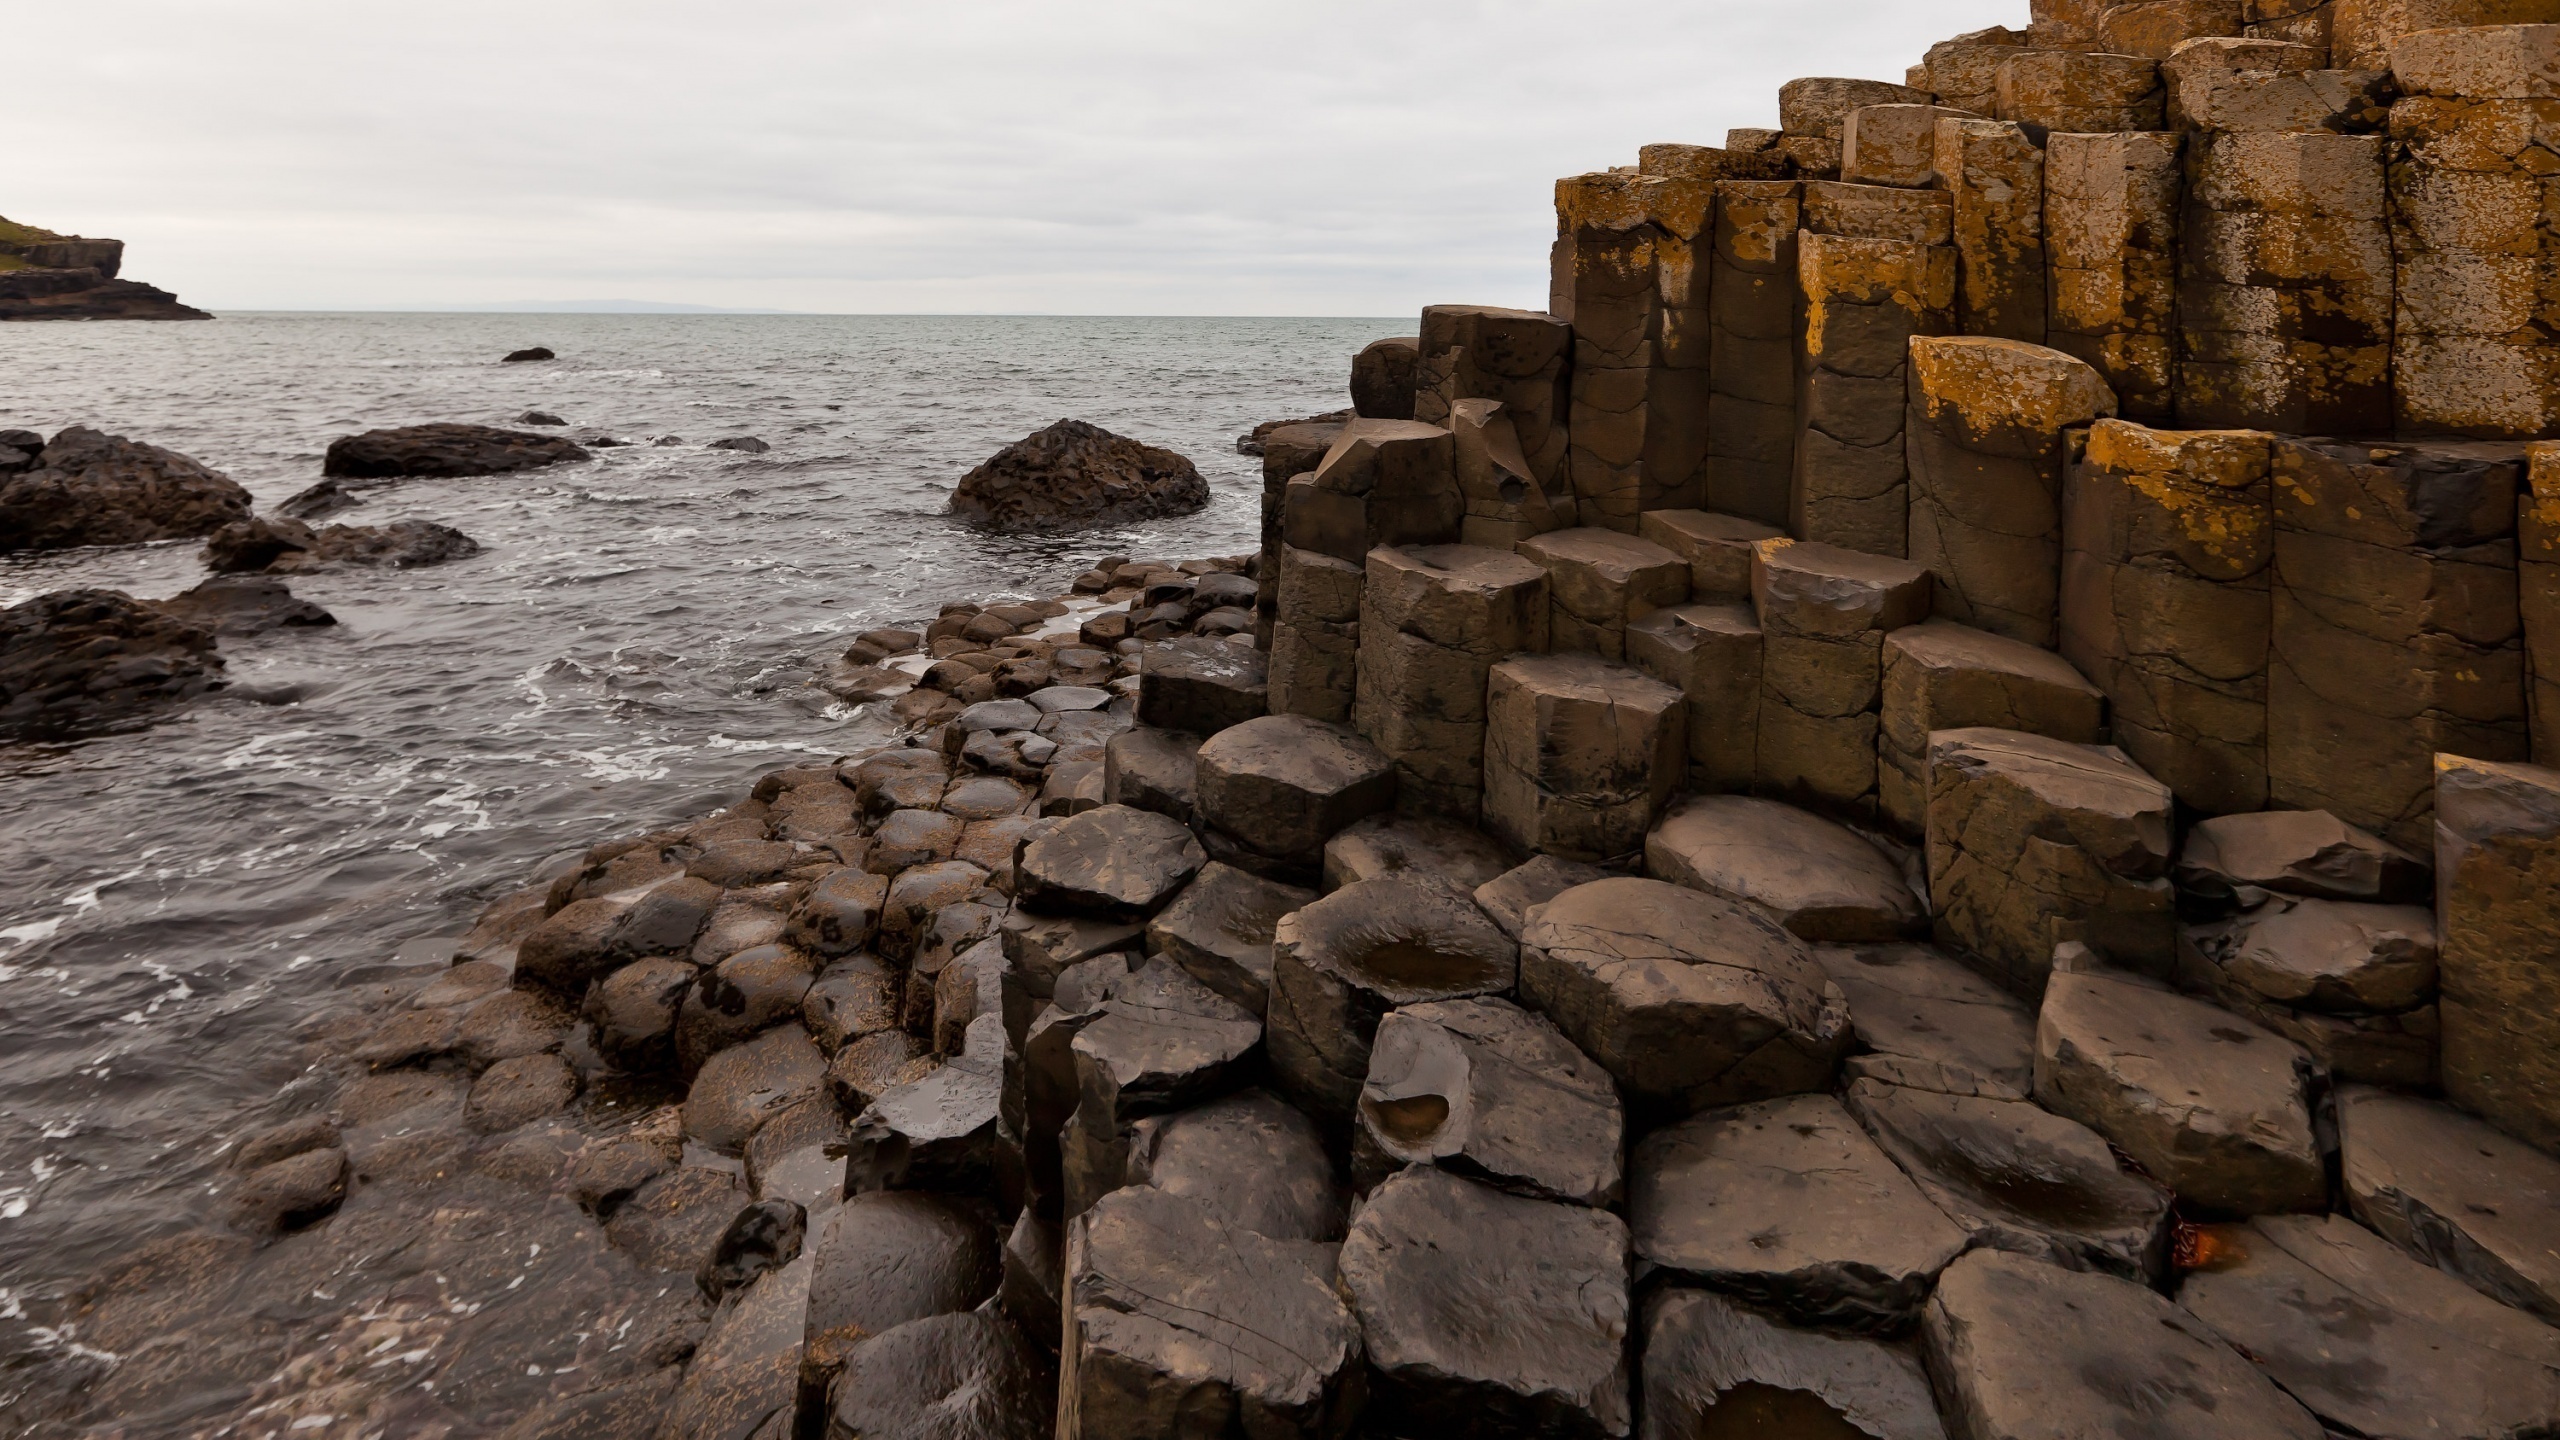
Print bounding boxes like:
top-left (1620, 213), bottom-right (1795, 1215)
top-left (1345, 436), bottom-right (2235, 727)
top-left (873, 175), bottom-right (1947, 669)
top-left (0, 425), bottom-right (251, 550)
top-left (1645, 793), bottom-right (1923, 940)
top-left (1, 586), bottom-right (226, 740)
top-left (322, 422), bottom-right (592, 479)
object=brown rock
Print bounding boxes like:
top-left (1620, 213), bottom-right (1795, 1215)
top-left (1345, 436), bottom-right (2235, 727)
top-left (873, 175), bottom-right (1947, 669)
top-left (1284, 418), bottom-right (1462, 565)
top-left (1351, 335), bottom-right (1421, 419)
top-left (2434, 754), bottom-right (2560, 1150)
top-left (1016, 804), bottom-right (1203, 921)
top-left (1843, 103), bottom-right (1979, 188)
top-left (1193, 714), bottom-right (1395, 875)
top-left (1626, 601), bottom-right (1764, 796)
top-left (466, 1052), bottom-right (581, 1133)
top-left (1470, 854), bottom-right (1611, 941)
top-left (1269, 542), bottom-right (1363, 723)
top-left (1878, 619), bottom-right (2106, 836)
top-left (1996, 50), bottom-right (2167, 130)
top-left (0, 426), bottom-right (252, 551)
top-left (1516, 528), bottom-right (1688, 659)
top-left (1555, 169), bottom-right (1715, 528)
top-left (2338, 1084), bottom-right (2560, 1324)
top-left (1645, 794), bottom-right (1922, 941)
top-left (1792, 234), bottom-right (1955, 557)
top-left (321, 422), bottom-right (590, 479)
top-left (1707, 180), bottom-right (1805, 525)
top-left (1750, 538), bottom-right (1932, 818)
top-left (1449, 398), bottom-right (1567, 549)
top-left (1412, 304), bottom-right (1573, 496)
top-left (1816, 942), bottom-right (2038, 1091)
top-left (686, 1025), bottom-right (828, 1154)
top-left (1640, 1288), bottom-right (1947, 1440)
top-left (1482, 653), bottom-right (1684, 863)
top-left (1135, 636), bottom-right (1265, 736)
top-left (947, 419), bottom-right (1207, 535)
top-left (1358, 996), bottom-right (1624, 1205)
top-left (1353, 543), bottom-right (1549, 820)
top-left (2044, 130), bottom-right (2182, 420)
top-left (1318, 812), bottom-right (1511, 895)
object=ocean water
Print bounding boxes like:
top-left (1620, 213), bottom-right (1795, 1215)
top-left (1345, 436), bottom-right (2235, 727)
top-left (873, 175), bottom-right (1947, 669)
top-left (0, 312), bottom-right (1386, 1409)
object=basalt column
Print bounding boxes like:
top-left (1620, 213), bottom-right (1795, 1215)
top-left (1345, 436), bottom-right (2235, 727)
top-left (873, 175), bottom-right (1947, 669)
top-left (2175, 129), bottom-right (2393, 434)
top-left (1273, 420), bottom-right (1462, 723)
top-left (2268, 437), bottom-right (2532, 850)
top-left (1354, 544), bottom-right (1550, 824)
top-left (2059, 419), bottom-right (2277, 815)
top-left (2388, 25), bottom-right (2560, 438)
top-left (1557, 170), bottom-right (1715, 529)
top-left (2045, 131), bottom-right (2182, 421)
top-left (1752, 537), bottom-right (1934, 818)
top-left (1706, 180), bottom-right (1804, 526)
top-left (1934, 117), bottom-right (2049, 345)
top-left (1794, 233), bottom-right (1956, 556)
top-left (1906, 336), bottom-right (2118, 648)
top-left (1413, 305), bottom-right (1572, 505)
top-left (2529, 442), bottom-right (2560, 763)
top-left (1996, 51), bottom-right (2167, 131)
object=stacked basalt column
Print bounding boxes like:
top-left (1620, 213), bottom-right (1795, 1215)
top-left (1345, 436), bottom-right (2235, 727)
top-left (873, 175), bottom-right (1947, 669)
top-left (1705, 178), bottom-right (1804, 525)
top-left (1752, 537), bottom-right (1935, 817)
top-left (2388, 25), bottom-right (2560, 438)
top-left (2528, 443), bottom-right (2560, 762)
top-left (2267, 436), bottom-right (2531, 848)
top-left (1775, 76), bottom-right (1933, 180)
top-left (1554, 168), bottom-right (1716, 530)
top-left (1794, 212), bottom-right (1956, 556)
top-left (1411, 305), bottom-right (1572, 504)
top-left (2045, 130), bottom-right (2182, 419)
top-left (1906, 335), bottom-right (2119, 647)
top-left (1935, 117), bottom-right (2050, 344)
top-left (1271, 421), bottom-right (1463, 723)
top-left (2059, 419), bottom-right (2279, 814)
top-left (1352, 545), bottom-right (1550, 823)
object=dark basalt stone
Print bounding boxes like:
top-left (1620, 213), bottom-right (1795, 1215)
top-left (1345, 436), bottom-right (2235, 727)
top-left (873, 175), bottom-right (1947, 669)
top-left (0, 587), bottom-right (225, 740)
top-left (0, 426), bottom-right (250, 550)
top-left (322, 422), bottom-right (591, 479)
top-left (948, 419), bottom-right (1209, 535)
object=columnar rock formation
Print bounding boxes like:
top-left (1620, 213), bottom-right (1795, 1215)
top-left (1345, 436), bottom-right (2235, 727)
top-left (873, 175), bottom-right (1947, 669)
top-left (68, 7), bottom-right (2560, 1439)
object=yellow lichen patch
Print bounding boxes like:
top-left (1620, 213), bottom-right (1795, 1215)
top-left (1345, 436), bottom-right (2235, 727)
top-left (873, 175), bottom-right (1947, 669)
top-left (2121, 463), bottom-right (2272, 568)
top-left (1911, 336), bottom-right (2118, 436)
top-left (2084, 417), bottom-right (2273, 489)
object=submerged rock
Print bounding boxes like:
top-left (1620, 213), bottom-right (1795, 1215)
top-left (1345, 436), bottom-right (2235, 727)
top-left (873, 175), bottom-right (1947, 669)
top-left (948, 419), bottom-right (1208, 535)
top-left (150, 576), bottom-right (336, 637)
top-left (1, 588), bottom-right (225, 740)
top-left (503, 346), bottom-right (555, 362)
top-left (204, 513), bottom-right (482, 572)
top-left (322, 422), bottom-right (590, 479)
top-left (0, 425), bottom-right (252, 551)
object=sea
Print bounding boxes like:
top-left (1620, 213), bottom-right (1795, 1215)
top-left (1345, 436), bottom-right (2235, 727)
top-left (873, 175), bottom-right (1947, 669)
top-left (0, 311), bottom-right (1391, 1413)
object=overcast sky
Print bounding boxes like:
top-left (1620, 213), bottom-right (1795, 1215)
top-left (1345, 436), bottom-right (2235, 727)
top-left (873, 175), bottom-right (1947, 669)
top-left (12, 0), bottom-right (1996, 314)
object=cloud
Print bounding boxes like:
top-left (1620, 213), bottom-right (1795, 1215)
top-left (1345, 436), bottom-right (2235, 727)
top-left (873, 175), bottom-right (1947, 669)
top-left (9, 0), bottom-right (1996, 312)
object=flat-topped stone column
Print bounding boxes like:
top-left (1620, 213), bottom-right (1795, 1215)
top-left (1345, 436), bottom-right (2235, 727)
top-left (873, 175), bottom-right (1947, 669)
top-left (1354, 544), bottom-right (1550, 823)
top-left (1934, 117), bottom-right (2047, 344)
top-left (1906, 336), bottom-right (2117, 649)
top-left (1267, 542), bottom-right (1363, 724)
top-left (1751, 537), bottom-right (1933, 818)
top-left (1879, 619), bottom-right (2107, 837)
top-left (2060, 419), bottom-right (2276, 815)
top-left (1282, 419), bottom-right (1461, 567)
top-left (2268, 437), bottom-right (2530, 850)
top-left (1996, 51), bottom-right (2166, 130)
top-left (2389, 25), bottom-right (2560, 438)
top-left (1637, 509), bottom-right (1781, 602)
top-left (1706, 180), bottom-right (1804, 526)
top-left (2176, 130), bottom-right (2390, 434)
top-left (1484, 653), bottom-right (1685, 863)
top-left (1450, 399), bottom-right (1566, 550)
top-left (1516, 527), bottom-right (1690, 660)
top-left (1794, 233), bottom-right (1955, 556)
top-left (1557, 171), bottom-right (1714, 529)
top-left (2044, 131), bottom-right (2180, 421)
top-left (1413, 304), bottom-right (1571, 499)
top-left (2434, 754), bottom-right (2560, 1153)
top-left (1628, 602), bottom-right (1764, 795)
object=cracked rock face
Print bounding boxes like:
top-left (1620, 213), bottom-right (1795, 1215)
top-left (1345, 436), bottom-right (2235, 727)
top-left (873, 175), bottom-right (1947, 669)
top-left (1015, 805), bottom-right (1204, 921)
top-left (1141, 861), bottom-right (1314, 1015)
top-left (1518, 876), bottom-right (1848, 1119)
top-left (2338, 1085), bottom-right (2560, 1326)
top-left (2034, 969), bottom-right (2325, 1218)
top-left (1357, 996), bottom-right (1624, 1206)
top-left (1927, 1249), bottom-right (2323, 1440)
top-left (1338, 1166), bottom-right (1631, 1439)
top-left (1630, 1093), bottom-right (1968, 1334)
top-left (1644, 793), bottom-right (1924, 941)
top-left (1061, 1184), bottom-right (1361, 1439)
top-left (2176, 807), bottom-right (2427, 904)
top-left (1122, 1088), bottom-right (1344, 1242)
top-left (2177, 1214), bottom-right (2560, 1440)
top-left (1267, 873), bottom-right (1517, 1123)
top-left (1640, 1287), bottom-right (1947, 1440)
top-left (1811, 941), bottom-right (2035, 1093)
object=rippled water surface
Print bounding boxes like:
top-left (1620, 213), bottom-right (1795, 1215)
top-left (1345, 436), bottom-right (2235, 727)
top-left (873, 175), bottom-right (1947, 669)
top-left (0, 312), bottom-right (1385, 1404)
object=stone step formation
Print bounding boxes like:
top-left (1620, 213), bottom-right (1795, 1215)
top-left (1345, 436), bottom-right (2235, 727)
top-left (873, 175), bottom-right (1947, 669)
top-left (65, 3), bottom-right (2560, 1436)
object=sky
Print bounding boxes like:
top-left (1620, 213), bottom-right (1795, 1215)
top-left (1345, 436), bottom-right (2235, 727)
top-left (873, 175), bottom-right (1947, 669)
top-left (11, 0), bottom-right (2001, 314)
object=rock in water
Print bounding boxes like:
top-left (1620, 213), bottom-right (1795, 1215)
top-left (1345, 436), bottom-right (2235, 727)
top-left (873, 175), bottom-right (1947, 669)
top-left (1, 588), bottom-right (225, 739)
top-left (0, 426), bottom-right (251, 551)
top-left (322, 422), bottom-right (591, 479)
top-left (502, 345), bottom-right (555, 362)
top-left (947, 419), bottom-right (1208, 535)
top-left (204, 515), bottom-right (482, 573)
top-left (151, 576), bottom-right (336, 637)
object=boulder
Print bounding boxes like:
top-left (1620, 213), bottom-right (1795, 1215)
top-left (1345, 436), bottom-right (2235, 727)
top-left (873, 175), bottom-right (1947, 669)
top-left (1470, 854), bottom-right (1609, 941)
top-left (1924, 1250), bottom-right (2322, 1439)
top-left (2035, 968), bottom-right (2325, 1216)
top-left (2338, 1085), bottom-right (2560, 1325)
top-left (1337, 1166), bottom-right (1631, 1439)
top-left (322, 422), bottom-right (589, 479)
top-left (1120, 1089), bottom-right (1343, 1241)
top-left (1351, 335), bottom-right (1421, 419)
top-left (226, 1146), bottom-right (350, 1233)
top-left (801, 1190), bottom-right (1000, 1413)
top-left (1136, 636), bottom-right (1266, 734)
top-left (0, 426), bottom-right (251, 550)
top-left (842, 1043), bottom-right (1001, 1197)
top-left (465, 1052), bottom-right (581, 1133)
top-left (1357, 996), bottom-right (1623, 1205)
top-left (1483, 653), bottom-right (1685, 863)
top-left (1015, 805), bottom-right (1203, 920)
top-left (1060, 1185), bottom-right (1360, 1438)
top-left (848, 747), bottom-right (948, 816)
top-left (0, 588), bottom-right (225, 741)
top-left (2435, 755), bottom-right (2560, 1152)
top-left (675, 941), bottom-right (819, 1075)
top-left (1518, 877), bottom-right (1848, 1119)
top-left (1812, 943), bottom-right (2035, 1092)
top-left (879, 861), bottom-right (990, 960)
top-left (502, 345), bottom-right (553, 361)
top-left (787, 870), bottom-right (888, 958)
top-left (2180, 896), bottom-right (2437, 1014)
top-left (1926, 728), bottom-right (2177, 992)
top-left (1644, 794), bottom-right (1923, 940)
top-left (947, 419), bottom-right (1208, 535)
top-left (2177, 807), bottom-right (2427, 903)
top-left (1844, 1060), bottom-right (2173, 1279)
top-left (1640, 1288), bottom-right (1947, 1440)
top-left (698, 1198), bottom-right (807, 1303)
top-left (1141, 861), bottom-right (1314, 1014)
top-left (1266, 874), bottom-right (1518, 1122)
top-left (1319, 812), bottom-right (1511, 895)
top-left (1194, 714), bottom-right (1396, 874)
top-left (824, 1312), bottom-right (1052, 1440)
top-left (867, 808), bottom-right (962, 871)
top-left (201, 514), bottom-right (318, 572)
top-left (2178, 1214), bottom-right (2560, 1440)
top-left (1631, 1094), bottom-right (1969, 1333)
top-left (270, 520), bottom-right (482, 571)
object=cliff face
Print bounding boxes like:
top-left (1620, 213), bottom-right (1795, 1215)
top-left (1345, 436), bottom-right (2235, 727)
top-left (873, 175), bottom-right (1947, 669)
top-left (0, 213), bottom-right (209, 320)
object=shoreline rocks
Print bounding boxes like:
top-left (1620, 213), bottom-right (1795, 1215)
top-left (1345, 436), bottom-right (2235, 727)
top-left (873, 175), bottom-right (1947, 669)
top-left (949, 419), bottom-right (1209, 534)
top-left (2, 588), bottom-right (226, 740)
top-left (322, 422), bottom-right (592, 479)
top-left (0, 427), bottom-right (252, 551)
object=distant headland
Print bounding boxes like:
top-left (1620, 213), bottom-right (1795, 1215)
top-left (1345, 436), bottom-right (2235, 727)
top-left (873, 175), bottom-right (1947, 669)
top-left (0, 213), bottom-right (209, 320)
